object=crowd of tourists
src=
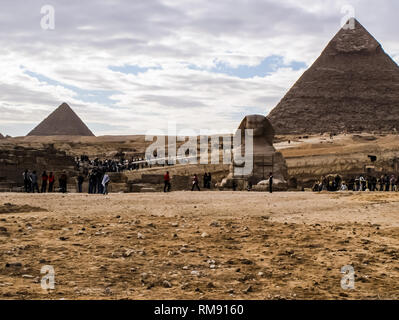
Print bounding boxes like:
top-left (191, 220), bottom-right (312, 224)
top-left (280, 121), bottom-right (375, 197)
top-left (22, 170), bottom-right (67, 193)
top-left (313, 174), bottom-right (399, 192)
top-left (75, 154), bottom-right (177, 173)
top-left (22, 169), bottom-right (110, 195)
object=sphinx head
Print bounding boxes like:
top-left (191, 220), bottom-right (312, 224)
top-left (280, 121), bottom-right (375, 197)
top-left (237, 115), bottom-right (275, 145)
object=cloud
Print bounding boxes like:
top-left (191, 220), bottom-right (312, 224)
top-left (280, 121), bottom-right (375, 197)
top-left (0, 0), bottom-right (398, 137)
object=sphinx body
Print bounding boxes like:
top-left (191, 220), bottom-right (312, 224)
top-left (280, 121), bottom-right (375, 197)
top-left (220, 115), bottom-right (288, 191)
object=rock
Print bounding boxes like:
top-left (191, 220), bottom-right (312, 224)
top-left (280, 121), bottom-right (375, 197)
top-left (201, 232), bottom-right (209, 238)
top-left (210, 221), bottom-right (220, 227)
top-left (191, 270), bottom-right (200, 276)
top-left (207, 282), bottom-right (216, 288)
top-left (244, 285), bottom-right (254, 293)
top-left (182, 266), bottom-right (189, 270)
top-left (123, 249), bottom-right (135, 257)
top-left (137, 232), bottom-right (145, 239)
top-left (240, 259), bottom-right (253, 265)
top-left (162, 280), bottom-right (172, 288)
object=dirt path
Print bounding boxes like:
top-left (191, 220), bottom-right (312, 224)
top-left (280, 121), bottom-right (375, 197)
top-left (1, 191), bottom-right (398, 299)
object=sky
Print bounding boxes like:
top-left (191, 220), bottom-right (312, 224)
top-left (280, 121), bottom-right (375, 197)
top-left (0, 0), bottom-right (398, 137)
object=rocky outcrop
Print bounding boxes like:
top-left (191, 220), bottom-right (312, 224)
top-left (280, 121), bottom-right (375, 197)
top-left (0, 144), bottom-right (76, 191)
top-left (267, 19), bottom-right (399, 134)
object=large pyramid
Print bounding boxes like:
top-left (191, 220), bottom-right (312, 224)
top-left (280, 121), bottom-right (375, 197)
top-left (27, 103), bottom-right (95, 136)
top-left (267, 19), bottom-right (399, 134)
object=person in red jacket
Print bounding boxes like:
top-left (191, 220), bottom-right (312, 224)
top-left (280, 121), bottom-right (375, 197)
top-left (164, 171), bottom-right (171, 192)
top-left (191, 174), bottom-right (200, 191)
top-left (41, 171), bottom-right (48, 193)
top-left (48, 172), bottom-right (55, 192)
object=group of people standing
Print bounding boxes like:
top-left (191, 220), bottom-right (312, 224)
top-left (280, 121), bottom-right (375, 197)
top-left (22, 170), bottom-right (67, 193)
top-left (313, 174), bottom-right (399, 192)
top-left (86, 169), bottom-right (110, 195)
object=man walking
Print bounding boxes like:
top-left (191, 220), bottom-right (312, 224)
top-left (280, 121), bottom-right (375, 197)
top-left (191, 174), bottom-right (200, 191)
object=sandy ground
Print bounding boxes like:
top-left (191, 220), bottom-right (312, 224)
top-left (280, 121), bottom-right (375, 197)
top-left (1, 191), bottom-right (399, 300)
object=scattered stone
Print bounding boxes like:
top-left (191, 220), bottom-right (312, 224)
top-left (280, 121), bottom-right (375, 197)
top-left (123, 249), bottom-right (135, 257)
top-left (207, 282), bottom-right (216, 288)
top-left (210, 221), bottom-right (220, 227)
top-left (244, 285), bottom-right (254, 293)
top-left (240, 259), bottom-right (253, 265)
top-left (22, 274), bottom-right (34, 279)
top-left (191, 270), bottom-right (200, 276)
top-left (137, 232), bottom-right (145, 239)
top-left (162, 280), bottom-right (172, 288)
top-left (201, 232), bottom-right (209, 238)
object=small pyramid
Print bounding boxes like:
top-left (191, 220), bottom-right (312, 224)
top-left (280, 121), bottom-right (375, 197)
top-left (267, 19), bottom-right (399, 134)
top-left (27, 103), bottom-right (95, 136)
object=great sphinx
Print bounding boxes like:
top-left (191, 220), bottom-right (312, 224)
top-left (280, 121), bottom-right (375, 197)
top-left (220, 114), bottom-right (288, 191)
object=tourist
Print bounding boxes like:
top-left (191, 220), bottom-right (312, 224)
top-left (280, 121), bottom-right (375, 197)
top-left (88, 170), bottom-right (96, 194)
top-left (59, 171), bottom-right (68, 193)
top-left (340, 183), bottom-right (348, 191)
top-left (30, 171), bottom-right (39, 193)
top-left (164, 171), bottom-right (171, 192)
top-left (97, 170), bottom-right (104, 194)
top-left (102, 173), bottom-right (110, 195)
top-left (191, 174), bottom-right (200, 191)
top-left (232, 180), bottom-right (237, 191)
top-left (23, 169), bottom-right (31, 193)
top-left (48, 172), bottom-right (55, 192)
top-left (359, 176), bottom-right (366, 191)
top-left (384, 174), bottom-right (390, 192)
top-left (203, 173), bottom-right (208, 189)
top-left (207, 172), bottom-right (212, 189)
top-left (41, 171), bottom-right (48, 193)
top-left (390, 175), bottom-right (396, 192)
top-left (77, 174), bottom-right (84, 193)
top-left (269, 172), bottom-right (273, 193)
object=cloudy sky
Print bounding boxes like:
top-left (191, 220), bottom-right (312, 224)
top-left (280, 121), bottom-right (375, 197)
top-left (0, 0), bottom-right (398, 137)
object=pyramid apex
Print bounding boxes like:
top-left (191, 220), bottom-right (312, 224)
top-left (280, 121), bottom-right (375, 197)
top-left (267, 19), bottom-right (399, 134)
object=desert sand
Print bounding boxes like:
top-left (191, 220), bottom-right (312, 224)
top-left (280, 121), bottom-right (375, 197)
top-left (1, 191), bottom-right (399, 300)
